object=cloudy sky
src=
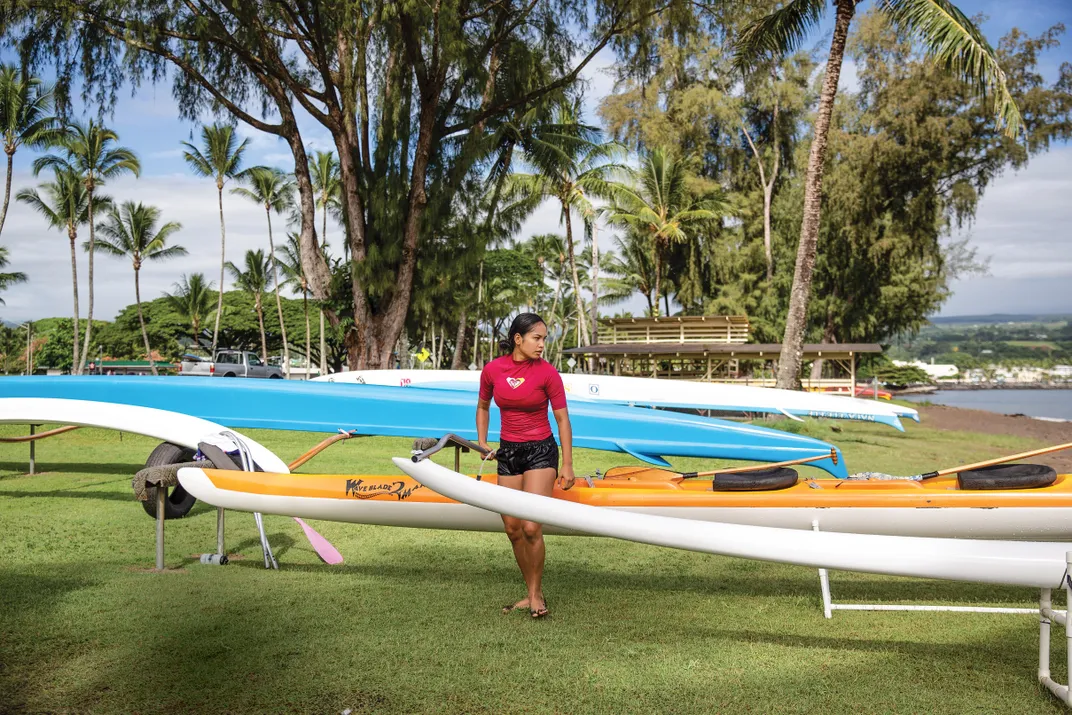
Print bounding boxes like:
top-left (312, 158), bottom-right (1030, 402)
top-left (0, 0), bottom-right (1069, 325)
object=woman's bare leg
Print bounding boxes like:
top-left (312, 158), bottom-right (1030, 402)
top-left (499, 475), bottom-right (531, 610)
top-left (520, 467), bottom-right (556, 612)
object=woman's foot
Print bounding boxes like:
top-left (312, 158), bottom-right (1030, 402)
top-left (529, 596), bottom-right (549, 619)
top-left (501, 597), bottom-right (530, 614)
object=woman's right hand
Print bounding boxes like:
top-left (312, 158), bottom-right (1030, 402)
top-left (477, 442), bottom-right (496, 460)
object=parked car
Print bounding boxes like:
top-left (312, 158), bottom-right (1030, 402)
top-left (179, 350), bottom-right (285, 379)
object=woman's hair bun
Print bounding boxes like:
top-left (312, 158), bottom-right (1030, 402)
top-left (497, 338), bottom-right (513, 353)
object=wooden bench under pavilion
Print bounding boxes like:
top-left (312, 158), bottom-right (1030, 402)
top-left (567, 316), bottom-right (882, 387)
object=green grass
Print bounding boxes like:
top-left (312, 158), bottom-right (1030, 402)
top-left (0, 419), bottom-right (1066, 713)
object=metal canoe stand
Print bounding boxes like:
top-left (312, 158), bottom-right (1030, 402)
top-left (812, 521), bottom-right (1036, 618)
top-left (155, 486), bottom-right (167, 570)
top-left (1038, 555), bottom-right (1072, 707)
top-left (28, 424), bottom-right (35, 475)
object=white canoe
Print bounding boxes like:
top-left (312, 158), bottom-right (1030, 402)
top-left (392, 457), bottom-right (1070, 589)
top-left (316, 369), bottom-right (917, 430)
top-left (0, 397), bottom-right (289, 473)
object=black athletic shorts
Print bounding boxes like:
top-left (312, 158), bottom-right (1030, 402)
top-left (496, 435), bottom-right (559, 477)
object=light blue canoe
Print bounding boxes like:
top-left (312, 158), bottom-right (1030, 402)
top-left (0, 376), bottom-right (848, 477)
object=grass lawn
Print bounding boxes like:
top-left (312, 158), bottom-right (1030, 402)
top-left (0, 414), bottom-right (1067, 713)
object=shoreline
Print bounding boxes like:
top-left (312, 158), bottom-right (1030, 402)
top-left (923, 383), bottom-right (1072, 391)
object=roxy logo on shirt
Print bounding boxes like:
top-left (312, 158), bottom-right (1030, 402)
top-left (507, 377), bottom-right (525, 389)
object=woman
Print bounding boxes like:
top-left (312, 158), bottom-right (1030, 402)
top-left (476, 312), bottom-right (575, 619)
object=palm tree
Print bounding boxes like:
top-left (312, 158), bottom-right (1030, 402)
top-left (232, 166), bottom-right (294, 377)
top-left (91, 202), bottom-right (186, 376)
top-left (605, 230), bottom-right (657, 313)
top-left (181, 123), bottom-right (251, 356)
top-left (0, 245), bottom-right (27, 304)
top-left (309, 151), bottom-right (341, 251)
top-left (308, 150), bottom-right (340, 375)
top-left (505, 105), bottom-right (625, 347)
top-left (735, 0), bottom-right (1021, 388)
top-left (276, 232), bottom-right (312, 379)
top-left (16, 168), bottom-right (89, 371)
top-left (605, 148), bottom-right (722, 317)
top-left (34, 120), bottom-right (140, 374)
top-left (0, 65), bottom-right (61, 239)
top-left (226, 249), bottom-right (274, 363)
top-left (164, 273), bottom-right (216, 347)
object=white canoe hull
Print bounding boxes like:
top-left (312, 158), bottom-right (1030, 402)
top-left (0, 397), bottom-right (289, 473)
top-left (392, 457), bottom-right (1072, 589)
top-left (317, 369), bottom-right (918, 429)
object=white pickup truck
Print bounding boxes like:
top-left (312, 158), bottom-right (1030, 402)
top-left (179, 350), bottom-right (285, 379)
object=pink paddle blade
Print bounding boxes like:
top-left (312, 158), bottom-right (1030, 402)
top-left (293, 517), bottom-right (344, 565)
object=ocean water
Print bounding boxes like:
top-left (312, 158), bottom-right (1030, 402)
top-left (900, 389), bottom-right (1072, 421)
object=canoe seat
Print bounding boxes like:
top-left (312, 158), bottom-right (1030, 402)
top-left (957, 463), bottom-right (1057, 490)
top-left (712, 467), bottom-right (798, 492)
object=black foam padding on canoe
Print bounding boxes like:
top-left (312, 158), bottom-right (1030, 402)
top-left (712, 467), bottom-right (798, 492)
top-left (957, 463), bottom-right (1057, 490)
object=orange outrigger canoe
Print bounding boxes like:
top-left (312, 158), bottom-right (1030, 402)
top-left (178, 463), bottom-right (1072, 541)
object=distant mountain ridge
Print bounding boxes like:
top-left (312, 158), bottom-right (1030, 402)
top-left (931, 313), bottom-right (1072, 325)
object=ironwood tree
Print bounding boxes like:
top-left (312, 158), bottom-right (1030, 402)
top-left (4, 0), bottom-right (675, 368)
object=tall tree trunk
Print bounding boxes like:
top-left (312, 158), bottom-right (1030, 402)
top-left (809, 309), bottom-right (837, 384)
top-left (589, 222), bottom-right (600, 362)
top-left (450, 305), bottom-right (468, 370)
top-left (775, 0), bottom-right (855, 390)
top-left (256, 295), bottom-right (268, 363)
top-left (762, 184), bottom-right (774, 281)
top-left (319, 307), bottom-right (327, 376)
top-left (0, 149), bottom-right (13, 238)
top-left (211, 183), bottom-right (226, 355)
top-left (436, 323), bottom-right (446, 368)
top-left (67, 232), bottom-right (80, 373)
top-left (133, 266), bottom-right (157, 376)
top-left (563, 205), bottom-right (587, 347)
top-left (79, 188), bottom-right (97, 375)
top-left (652, 247), bottom-right (662, 318)
top-left (475, 260), bottom-right (484, 366)
top-left (265, 208), bottom-right (290, 378)
top-left (303, 287), bottom-right (311, 380)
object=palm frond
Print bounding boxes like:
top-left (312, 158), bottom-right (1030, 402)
top-left (733, 0), bottom-right (828, 70)
top-left (883, 0), bottom-right (1023, 137)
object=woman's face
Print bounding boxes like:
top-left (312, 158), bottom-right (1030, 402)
top-left (514, 322), bottom-right (547, 360)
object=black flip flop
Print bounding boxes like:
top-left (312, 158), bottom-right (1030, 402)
top-left (529, 599), bottom-right (549, 619)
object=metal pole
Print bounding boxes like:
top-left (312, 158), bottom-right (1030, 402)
top-left (156, 487), bottom-right (166, 570)
top-left (216, 507), bottom-right (225, 556)
top-left (1065, 554), bottom-right (1072, 707)
top-left (28, 424), bottom-right (36, 475)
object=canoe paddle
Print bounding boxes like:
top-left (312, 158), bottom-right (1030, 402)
top-left (603, 449), bottom-right (838, 483)
top-left (847, 441), bottom-right (1072, 480)
top-left (288, 429), bottom-right (359, 471)
top-left (0, 425), bottom-right (80, 443)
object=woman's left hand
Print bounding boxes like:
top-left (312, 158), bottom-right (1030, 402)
top-left (557, 465), bottom-right (577, 491)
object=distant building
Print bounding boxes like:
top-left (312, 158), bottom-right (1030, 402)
top-left (893, 360), bottom-right (959, 380)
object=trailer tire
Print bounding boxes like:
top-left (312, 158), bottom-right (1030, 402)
top-left (140, 442), bottom-right (199, 520)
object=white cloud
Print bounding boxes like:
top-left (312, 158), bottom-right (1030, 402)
top-left (0, 172), bottom-right (344, 322)
top-left (939, 145), bottom-right (1072, 314)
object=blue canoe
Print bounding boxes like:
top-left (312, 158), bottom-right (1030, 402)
top-left (0, 376), bottom-right (848, 477)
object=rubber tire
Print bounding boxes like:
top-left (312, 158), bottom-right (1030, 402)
top-left (268, 374), bottom-right (283, 379)
top-left (140, 442), bottom-right (199, 520)
top-left (712, 467), bottom-right (798, 492)
top-left (958, 463), bottom-right (1056, 490)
